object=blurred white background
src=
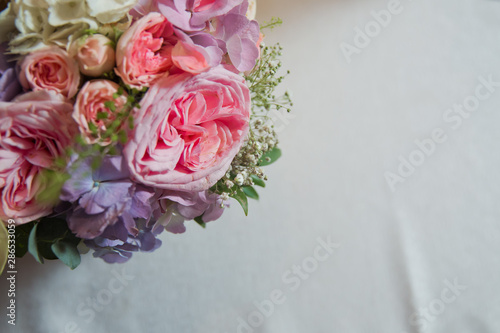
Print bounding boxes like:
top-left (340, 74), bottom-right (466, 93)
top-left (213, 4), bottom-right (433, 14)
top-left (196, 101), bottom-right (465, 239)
top-left (2, 0), bottom-right (500, 332)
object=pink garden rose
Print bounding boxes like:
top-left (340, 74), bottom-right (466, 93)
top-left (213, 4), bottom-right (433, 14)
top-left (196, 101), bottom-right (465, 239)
top-left (116, 12), bottom-right (211, 88)
top-left (19, 47), bottom-right (80, 99)
top-left (124, 65), bottom-right (250, 192)
top-left (115, 12), bottom-right (176, 88)
top-left (0, 91), bottom-right (76, 224)
top-left (70, 34), bottom-right (116, 77)
top-left (73, 80), bottom-right (127, 145)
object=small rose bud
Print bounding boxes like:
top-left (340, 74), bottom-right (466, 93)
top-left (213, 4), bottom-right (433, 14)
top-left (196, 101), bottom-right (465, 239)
top-left (71, 34), bottom-right (115, 77)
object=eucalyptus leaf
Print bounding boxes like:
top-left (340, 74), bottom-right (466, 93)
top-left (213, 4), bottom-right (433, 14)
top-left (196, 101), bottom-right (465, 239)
top-left (15, 222), bottom-right (35, 258)
top-left (51, 240), bottom-right (81, 270)
top-left (28, 223), bottom-right (43, 264)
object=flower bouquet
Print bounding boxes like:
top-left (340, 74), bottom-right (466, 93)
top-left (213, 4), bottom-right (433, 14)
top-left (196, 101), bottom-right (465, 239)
top-left (0, 0), bottom-right (291, 270)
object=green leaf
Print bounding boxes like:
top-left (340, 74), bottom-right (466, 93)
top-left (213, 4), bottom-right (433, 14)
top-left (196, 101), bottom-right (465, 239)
top-left (104, 101), bottom-right (116, 112)
top-left (250, 175), bottom-right (266, 187)
top-left (51, 240), bottom-right (81, 270)
top-left (36, 170), bottom-right (70, 206)
top-left (231, 187), bottom-right (249, 216)
top-left (75, 134), bottom-right (86, 146)
top-left (96, 112), bottom-right (108, 120)
top-left (88, 121), bottom-right (98, 135)
top-left (194, 216), bottom-right (206, 229)
top-left (27, 218), bottom-right (82, 264)
top-left (118, 130), bottom-right (128, 144)
top-left (258, 147), bottom-right (282, 166)
top-left (28, 223), bottom-right (43, 264)
top-left (15, 222), bottom-right (35, 258)
top-left (242, 186), bottom-right (259, 200)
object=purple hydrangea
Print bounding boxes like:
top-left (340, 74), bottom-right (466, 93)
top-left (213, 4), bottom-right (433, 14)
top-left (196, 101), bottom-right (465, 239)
top-left (61, 156), bottom-right (135, 239)
top-left (212, 3), bottom-right (260, 72)
top-left (61, 155), bottom-right (163, 263)
top-left (0, 43), bottom-right (22, 101)
top-left (156, 0), bottom-right (244, 31)
top-left (155, 190), bottom-right (229, 234)
top-left (85, 218), bottom-right (162, 264)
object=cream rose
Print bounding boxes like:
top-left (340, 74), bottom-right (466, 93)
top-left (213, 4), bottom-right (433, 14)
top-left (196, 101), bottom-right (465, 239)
top-left (70, 34), bottom-right (115, 77)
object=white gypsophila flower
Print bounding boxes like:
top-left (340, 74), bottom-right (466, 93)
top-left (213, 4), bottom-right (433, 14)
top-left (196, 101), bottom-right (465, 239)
top-left (234, 174), bottom-right (244, 186)
top-left (0, 0), bottom-right (136, 54)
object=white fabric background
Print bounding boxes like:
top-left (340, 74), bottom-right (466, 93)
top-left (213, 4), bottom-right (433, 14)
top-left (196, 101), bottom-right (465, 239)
top-left (2, 0), bottom-right (500, 332)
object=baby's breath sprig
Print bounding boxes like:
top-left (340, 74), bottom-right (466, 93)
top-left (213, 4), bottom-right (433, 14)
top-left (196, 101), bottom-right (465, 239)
top-left (260, 17), bottom-right (283, 31)
top-left (246, 42), bottom-right (293, 115)
top-left (211, 39), bottom-right (292, 215)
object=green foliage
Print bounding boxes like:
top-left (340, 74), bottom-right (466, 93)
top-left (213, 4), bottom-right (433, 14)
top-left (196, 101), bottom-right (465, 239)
top-left (194, 216), bottom-right (206, 228)
top-left (245, 42), bottom-right (293, 115)
top-left (209, 34), bottom-right (292, 217)
top-left (250, 174), bottom-right (266, 187)
top-left (51, 240), bottom-right (81, 270)
top-left (260, 17), bottom-right (283, 30)
top-left (231, 187), bottom-right (249, 216)
top-left (258, 147), bottom-right (282, 166)
top-left (27, 218), bottom-right (82, 269)
top-left (35, 170), bottom-right (70, 206)
top-left (14, 222), bottom-right (34, 258)
top-left (242, 186), bottom-right (259, 200)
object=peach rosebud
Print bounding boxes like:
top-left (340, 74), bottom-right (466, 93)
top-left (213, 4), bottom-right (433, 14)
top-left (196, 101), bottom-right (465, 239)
top-left (71, 34), bottom-right (116, 77)
top-left (19, 47), bottom-right (80, 99)
top-left (73, 79), bottom-right (127, 145)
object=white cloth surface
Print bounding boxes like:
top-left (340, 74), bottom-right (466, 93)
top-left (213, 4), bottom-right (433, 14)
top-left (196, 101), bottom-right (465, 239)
top-left (2, 0), bottom-right (500, 332)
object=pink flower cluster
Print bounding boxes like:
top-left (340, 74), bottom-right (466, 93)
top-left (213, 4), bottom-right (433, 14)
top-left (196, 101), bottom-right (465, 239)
top-left (0, 0), bottom-right (259, 231)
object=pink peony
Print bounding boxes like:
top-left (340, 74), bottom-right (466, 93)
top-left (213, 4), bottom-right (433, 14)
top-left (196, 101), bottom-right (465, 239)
top-left (19, 47), bottom-right (80, 99)
top-left (73, 80), bottom-right (128, 145)
top-left (0, 91), bottom-right (76, 224)
top-left (124, 65), bottom-right (250, 192)
top-left (70, 34), bottom-right (116, 77)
